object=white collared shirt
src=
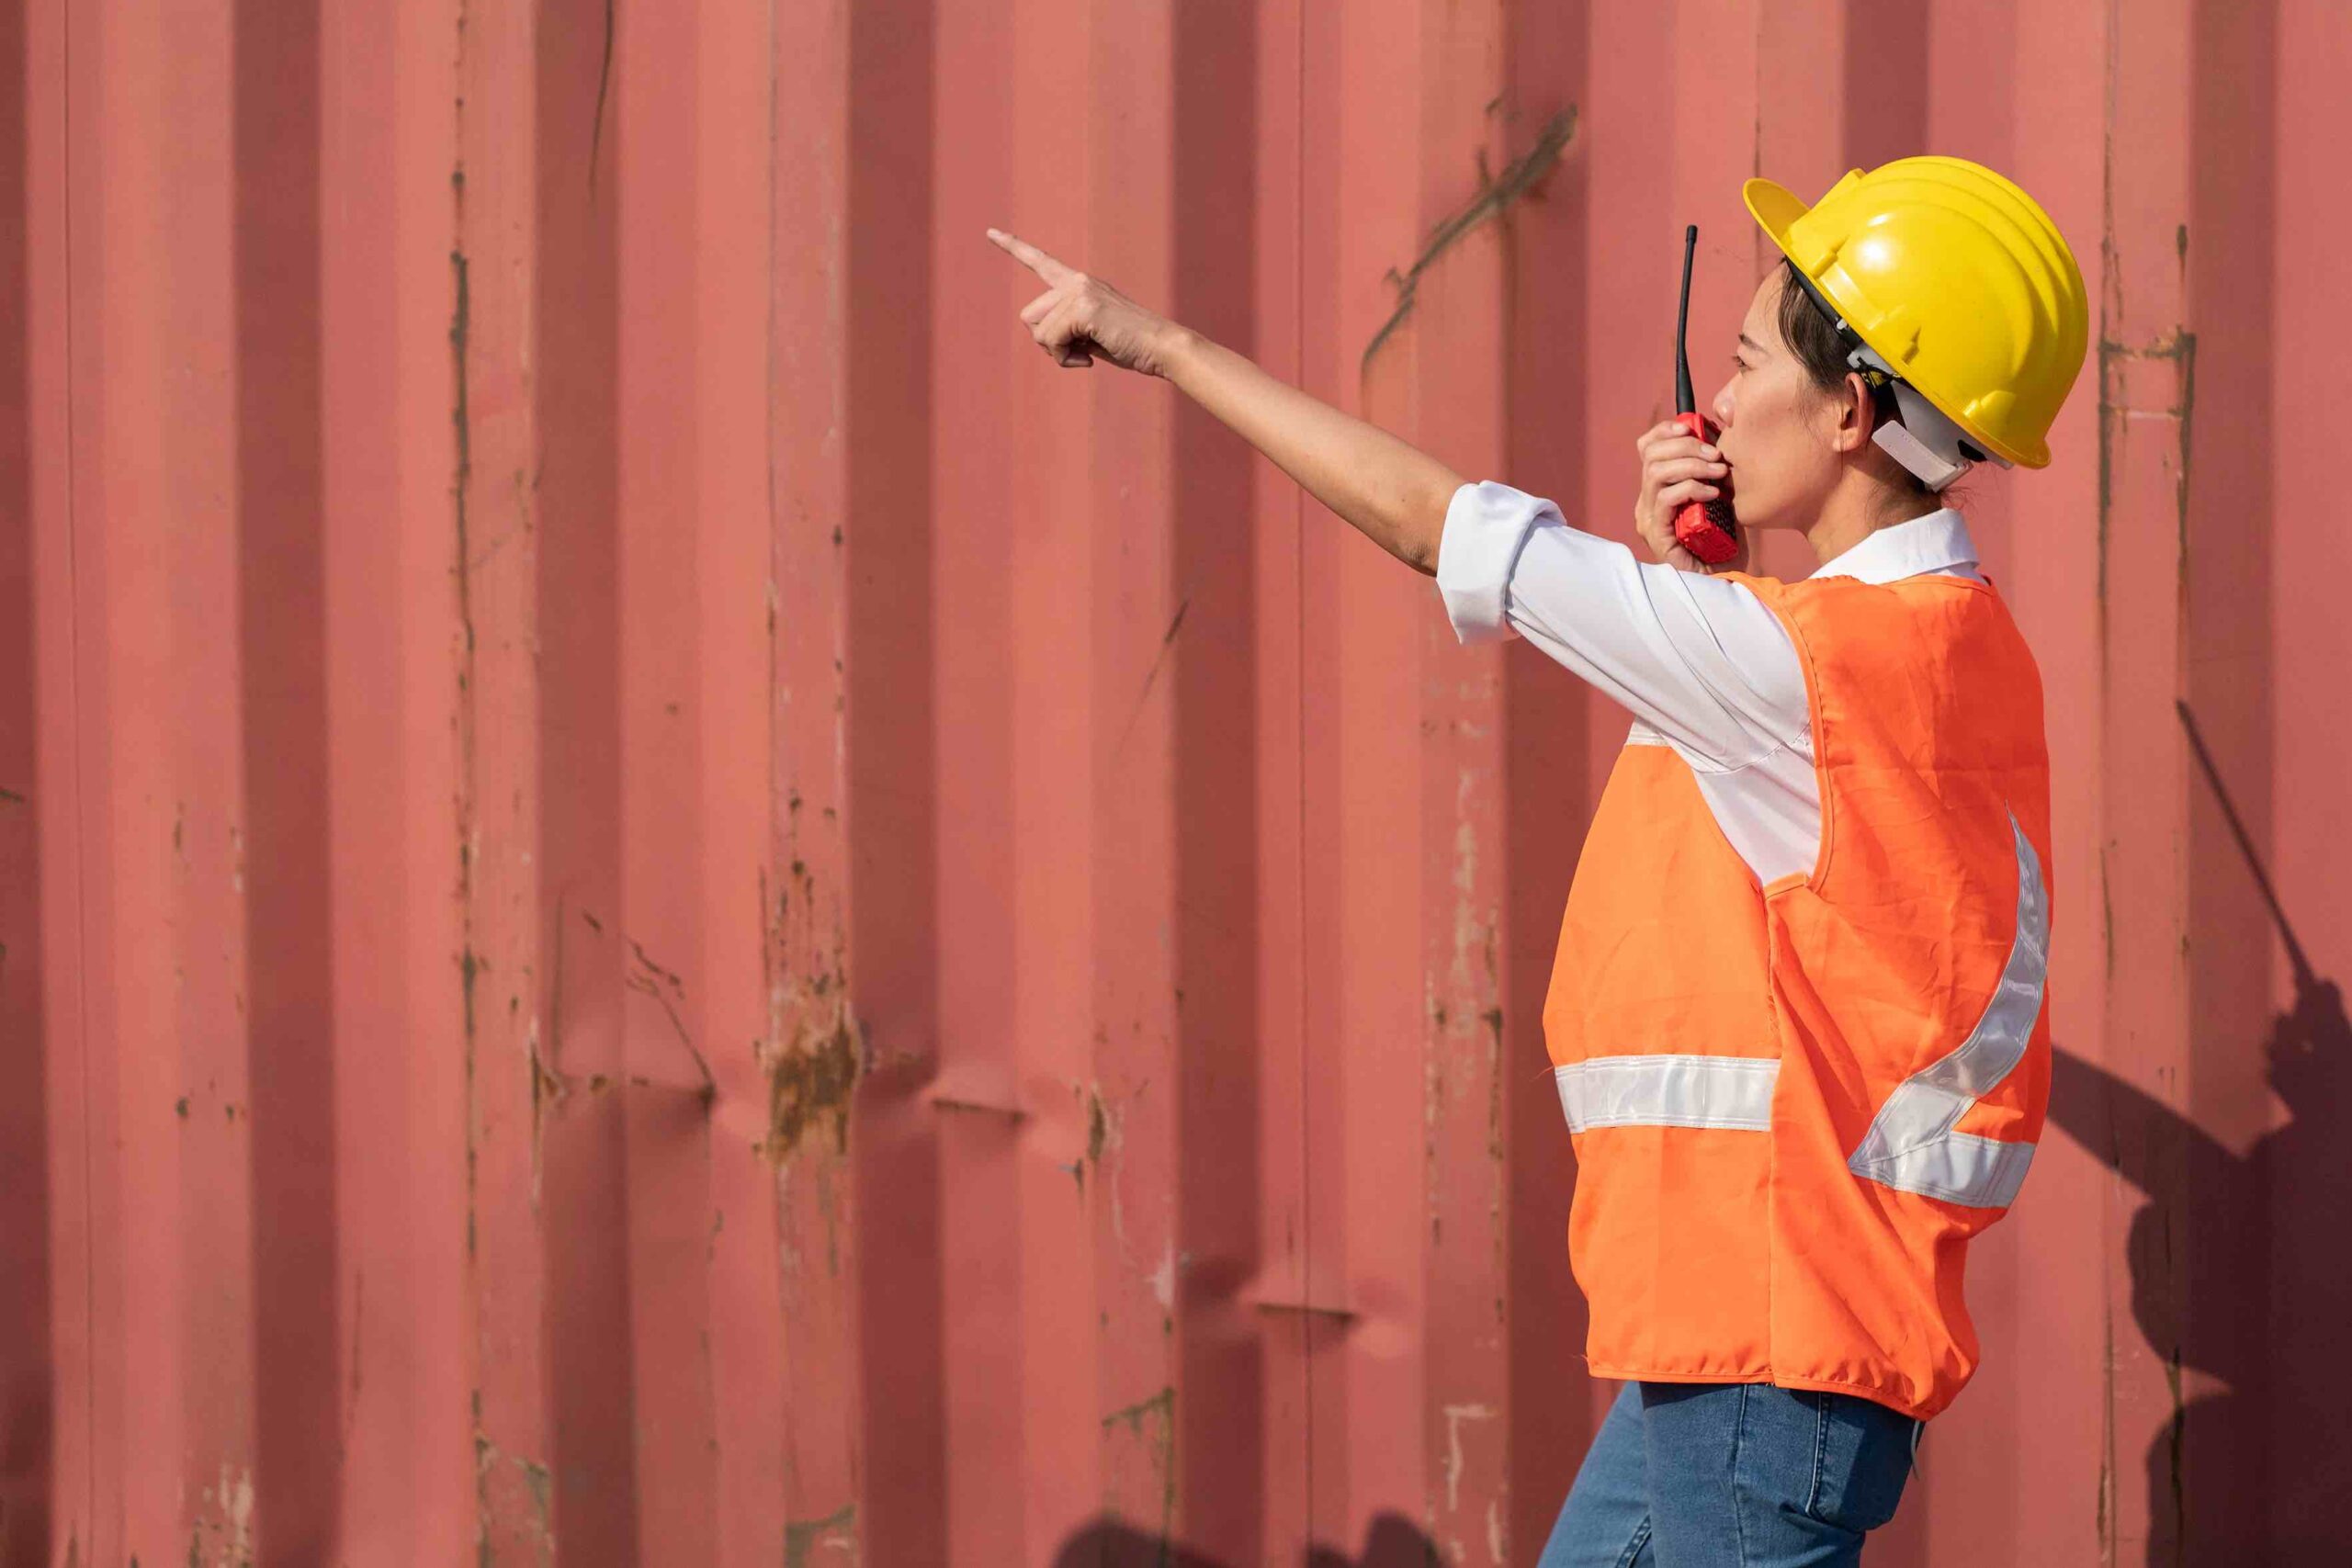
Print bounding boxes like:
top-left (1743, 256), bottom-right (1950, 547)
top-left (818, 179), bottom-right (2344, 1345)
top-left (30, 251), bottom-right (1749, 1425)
top-left (1433, 479), bottom-right (1986, 884)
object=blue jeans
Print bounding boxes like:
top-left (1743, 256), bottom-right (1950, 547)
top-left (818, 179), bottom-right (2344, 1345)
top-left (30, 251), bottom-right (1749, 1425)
top-left (1536, 1381), bottom-right (1924, 1567)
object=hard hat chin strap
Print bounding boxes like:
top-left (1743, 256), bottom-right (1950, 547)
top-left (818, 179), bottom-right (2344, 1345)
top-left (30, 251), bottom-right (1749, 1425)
top-left (1792, 273), bottom-right (2015, 493)
top-left (1850, 344), bottom-right (2001, 491)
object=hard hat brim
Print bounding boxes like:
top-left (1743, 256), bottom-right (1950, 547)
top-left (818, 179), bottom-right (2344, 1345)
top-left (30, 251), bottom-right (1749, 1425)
top-left (1741, 175), bottom-right (2049, 471)
top-left (1741, 176), bottom-right (1812, 254)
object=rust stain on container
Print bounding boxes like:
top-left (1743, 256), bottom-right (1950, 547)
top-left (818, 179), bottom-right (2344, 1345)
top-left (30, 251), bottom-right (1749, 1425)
top-left (760, 988), bottom-right (861, 1164)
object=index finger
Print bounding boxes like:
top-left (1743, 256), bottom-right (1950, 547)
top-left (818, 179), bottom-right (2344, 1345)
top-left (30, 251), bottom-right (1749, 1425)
top-left (1645, 431), bottom-right (1718, 461)
top-left (986, 227), bottom-right (1074, 285)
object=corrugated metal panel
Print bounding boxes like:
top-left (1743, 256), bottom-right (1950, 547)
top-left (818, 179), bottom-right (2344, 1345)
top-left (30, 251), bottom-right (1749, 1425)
top-left (4, 0), bottom-right (2346, 1563)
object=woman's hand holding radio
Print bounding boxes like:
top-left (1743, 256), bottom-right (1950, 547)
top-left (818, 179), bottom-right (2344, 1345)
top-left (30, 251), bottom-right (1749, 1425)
top-left (1634, 421), bottom-right (1747, 574)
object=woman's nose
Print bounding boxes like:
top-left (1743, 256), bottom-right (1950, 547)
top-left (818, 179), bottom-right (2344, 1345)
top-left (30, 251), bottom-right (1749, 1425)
top-left (1709, 381), bottom-right (1735, 429)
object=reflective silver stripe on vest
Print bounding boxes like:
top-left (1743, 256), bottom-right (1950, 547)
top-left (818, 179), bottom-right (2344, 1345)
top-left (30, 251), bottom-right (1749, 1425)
top-left (1846, 809), bottom-right (2047, 1209)
top-left (1554, 1054), bottom-right (1779, 1133)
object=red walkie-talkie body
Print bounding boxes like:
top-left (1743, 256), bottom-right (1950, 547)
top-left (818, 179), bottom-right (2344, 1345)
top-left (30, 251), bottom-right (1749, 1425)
top-left (1672, 225), bottom-right (1740, 565)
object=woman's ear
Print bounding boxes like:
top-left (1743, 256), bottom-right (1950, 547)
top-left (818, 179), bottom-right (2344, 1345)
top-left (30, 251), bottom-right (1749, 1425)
top-left (1830, 370), bottom-right (1879, 455)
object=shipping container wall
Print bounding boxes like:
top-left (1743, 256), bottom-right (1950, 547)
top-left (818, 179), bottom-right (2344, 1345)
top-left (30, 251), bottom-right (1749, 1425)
top-left (4, 0), bottom-right (2346, 1564)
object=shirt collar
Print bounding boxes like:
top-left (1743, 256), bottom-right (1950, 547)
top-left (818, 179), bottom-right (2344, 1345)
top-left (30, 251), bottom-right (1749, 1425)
top-left (1805, 508), bottom-right (1980, 584)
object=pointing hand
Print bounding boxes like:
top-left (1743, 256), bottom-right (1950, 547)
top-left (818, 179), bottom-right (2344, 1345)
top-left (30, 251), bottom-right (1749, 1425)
top-left (987, 228), bottom-right (1182, 378)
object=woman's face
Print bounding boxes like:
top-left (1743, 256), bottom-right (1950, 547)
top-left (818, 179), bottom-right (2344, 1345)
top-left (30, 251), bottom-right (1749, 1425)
top-left (1706, 268), bottom-right (1851, 534)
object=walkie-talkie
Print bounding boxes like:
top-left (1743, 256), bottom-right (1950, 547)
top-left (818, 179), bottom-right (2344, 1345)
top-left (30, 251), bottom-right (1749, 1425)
top-left (1672, 225), bottom-right (1740, 565)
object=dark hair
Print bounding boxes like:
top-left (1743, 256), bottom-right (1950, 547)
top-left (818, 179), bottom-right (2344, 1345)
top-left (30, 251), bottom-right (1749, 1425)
top-left (1772, 258), bottom-right (1935, 500)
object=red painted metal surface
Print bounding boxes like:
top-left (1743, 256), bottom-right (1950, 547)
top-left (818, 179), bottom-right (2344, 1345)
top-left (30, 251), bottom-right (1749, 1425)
top-left (4, 1), bottom-right (2347, 1563)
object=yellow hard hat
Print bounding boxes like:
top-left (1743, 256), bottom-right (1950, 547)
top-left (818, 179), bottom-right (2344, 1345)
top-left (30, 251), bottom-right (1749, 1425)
top-left (1744, 156), bottom-right (2088, 469)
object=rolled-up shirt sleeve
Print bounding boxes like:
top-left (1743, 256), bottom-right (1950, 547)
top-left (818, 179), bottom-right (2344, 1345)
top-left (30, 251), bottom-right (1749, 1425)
top-left (1432, 479), bottom-right (1810, 771)
top-left (1435, 479), bottom-right (1549, 643)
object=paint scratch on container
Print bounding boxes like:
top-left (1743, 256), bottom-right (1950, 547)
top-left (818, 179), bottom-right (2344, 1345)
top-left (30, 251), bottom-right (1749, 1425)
top-left (1148, 1243), bottom-right (1177, 1311)
top-left (1101, 1387), bottom-right (1177, 1547)
top-left (1249, 1293), bottom-right (1358, 1323)
top-left (2098, 1298), bottom-right (2115, 1554)
top-left (189, 1464), bottom-right (255, 1567)
top-left (2086, 328), bottom-right (2203, 571)
top-left (1112, 596), bottom-right (1190, 761)
top-left (783, 1502), bottom-right (857, 1566)
top-left (590, 0), bottom-right (616, 197)
top-left (524, 1020), bottom-right (557, 1201)
top-left (626, 938), bottom-right (715, 1097)
top-left (473, 1426), bottom-right (557, 1567)
top-left (2099, 849), bottom-right (2116, 987)
top-left (931, 1094), bottom-right (1026, 1120)
top-left (1077, 1083), bottom-right (1110, 1197)
top-left (449, 233), bottom-right (474, 673)
top-left (628, 936), bottom-right (687, 999)
top-left (1362, 106), bottom-right (1577, 375)
top-left (1442, 1402), bottom-right (1495, 1513)
top-left (1483, 1005), bottom-right (1505, 1176)
top-left (513, 1457), bottom-right (554, 1554)
top-left (537, 891), bottom-right (572, 1166)
top-left (2093, 88), bottom-right (2119, 626)
top-left (450, 7), bottom-right (488, 1292)
top-left (2175, 337), bottom-right (2197, 559)
top-left (2095, 331), bottom-right (2131, 626)
top-left (1451, 792), bottom-right (1480, 994)
top-left (1077, 1081), bottom-right (1133, 1248)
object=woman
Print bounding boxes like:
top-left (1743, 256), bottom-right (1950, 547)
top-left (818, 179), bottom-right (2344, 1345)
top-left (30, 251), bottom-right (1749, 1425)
top-left (989, 156), bottom-right (2086, 1566)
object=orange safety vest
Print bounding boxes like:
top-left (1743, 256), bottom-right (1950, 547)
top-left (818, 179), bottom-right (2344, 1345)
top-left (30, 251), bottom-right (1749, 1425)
top-left (1543, 567), bottom-right (2052, 1421)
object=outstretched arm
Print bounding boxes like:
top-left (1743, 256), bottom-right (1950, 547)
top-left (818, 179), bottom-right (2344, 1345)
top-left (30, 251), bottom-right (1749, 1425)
top-left (1155, 328), bottom-right (1462, 575)
top-left (988, 227), bottom-right (1463, 575)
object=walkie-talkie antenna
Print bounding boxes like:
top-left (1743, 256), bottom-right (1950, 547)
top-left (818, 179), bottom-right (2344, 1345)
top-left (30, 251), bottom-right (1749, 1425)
top-left (1675, 224), bottom-right (1699, 416)
top-left (1666, 224), bottom-right (1739, 565)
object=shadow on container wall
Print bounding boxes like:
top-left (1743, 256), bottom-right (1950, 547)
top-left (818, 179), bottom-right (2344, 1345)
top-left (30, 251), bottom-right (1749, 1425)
top-left (1051, 1512), bottom-right (1443, 1568)
top-left (2043, 703), bottom-right (2351, 1564)
top-left (0, 0), bottom-right (51, 1562)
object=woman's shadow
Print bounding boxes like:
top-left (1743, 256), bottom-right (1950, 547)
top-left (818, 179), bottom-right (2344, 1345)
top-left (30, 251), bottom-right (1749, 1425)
top-left (2043, 703), bottom-right (2351, 1562)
